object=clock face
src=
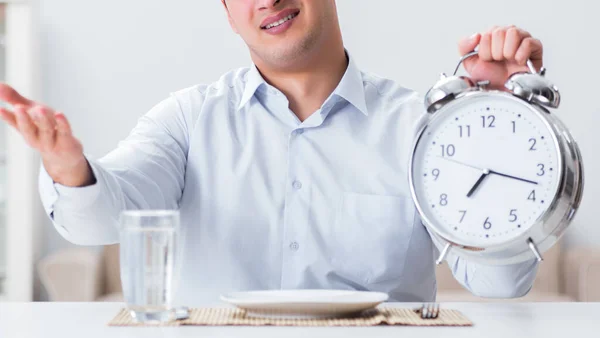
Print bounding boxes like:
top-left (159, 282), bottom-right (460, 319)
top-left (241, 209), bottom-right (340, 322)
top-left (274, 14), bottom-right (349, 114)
top-left (411, 93), bottom-right (562, 247)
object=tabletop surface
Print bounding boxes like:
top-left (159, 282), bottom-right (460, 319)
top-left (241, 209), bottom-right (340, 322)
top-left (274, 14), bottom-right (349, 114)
top-left (1, 302), bottom-right (598, 338)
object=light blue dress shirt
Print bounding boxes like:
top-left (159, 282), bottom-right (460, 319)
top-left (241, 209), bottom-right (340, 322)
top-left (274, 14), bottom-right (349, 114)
top-left (39, 53), bottom-right (538, 305)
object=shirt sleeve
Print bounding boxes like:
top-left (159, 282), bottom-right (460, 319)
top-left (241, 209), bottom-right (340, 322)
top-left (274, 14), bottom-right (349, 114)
top-left (426, 224), bottom-right (539, 298)
top-left (38, 93), bottom-right (190, 246)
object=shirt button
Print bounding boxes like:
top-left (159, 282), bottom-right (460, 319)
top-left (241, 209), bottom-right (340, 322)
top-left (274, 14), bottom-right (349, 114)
top-left (289, 241), bottom-right (299, 251)
top-left (292, 180), bottom-right (303, 190)
top-left (294, 129), bottom-right (304, 135)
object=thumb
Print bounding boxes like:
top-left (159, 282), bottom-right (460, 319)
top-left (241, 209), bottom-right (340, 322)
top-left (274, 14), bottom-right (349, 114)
top-left (458, 33), bottom-right (481, 74)
top-left (458, 33), bottom-right (481, 55)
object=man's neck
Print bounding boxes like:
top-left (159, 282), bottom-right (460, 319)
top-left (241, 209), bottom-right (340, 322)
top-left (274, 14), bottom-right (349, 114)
top-left (253, 45), bottom-right (348, 122)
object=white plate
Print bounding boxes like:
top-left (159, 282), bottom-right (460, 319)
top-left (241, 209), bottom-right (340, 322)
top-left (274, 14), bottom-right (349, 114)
top-left (220, 289), bottom-right (389, 318)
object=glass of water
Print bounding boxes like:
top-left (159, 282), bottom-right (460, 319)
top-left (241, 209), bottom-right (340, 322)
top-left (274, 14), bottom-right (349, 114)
top-left (119, 210), bottom-right (180, 323)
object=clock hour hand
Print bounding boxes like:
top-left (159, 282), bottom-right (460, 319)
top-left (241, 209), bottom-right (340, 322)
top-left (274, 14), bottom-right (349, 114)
top-left (488, 170), bottom-right (539, 185)
top-left (466, 169), bottom-right (490, 198)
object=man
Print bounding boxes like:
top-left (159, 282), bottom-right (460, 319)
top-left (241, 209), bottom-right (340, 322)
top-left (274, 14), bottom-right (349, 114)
top-left (0, 0), bottom-right (543, 304)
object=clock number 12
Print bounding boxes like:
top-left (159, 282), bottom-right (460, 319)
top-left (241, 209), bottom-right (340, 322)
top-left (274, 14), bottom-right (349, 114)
top-left (481, 115), bottom-right (496, 128)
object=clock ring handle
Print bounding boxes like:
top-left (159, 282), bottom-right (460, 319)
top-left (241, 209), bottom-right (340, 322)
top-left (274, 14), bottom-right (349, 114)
top-left (452, 50), bottom-right (538, 76)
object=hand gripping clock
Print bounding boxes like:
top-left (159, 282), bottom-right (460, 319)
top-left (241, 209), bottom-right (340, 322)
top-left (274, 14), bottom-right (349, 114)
top-left (409, 50), bottom-right (584, 265)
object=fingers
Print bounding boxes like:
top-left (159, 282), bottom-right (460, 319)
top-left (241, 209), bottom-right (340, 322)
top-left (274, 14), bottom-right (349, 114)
top-left (475, 25), bottom-right (542, 68)
top-left (458, 33), bottom-right (482, 74)
top-left (458, 33), bottom-right (481, 56)
top-left (55, 112), bottom-right (73, 137)
top-left (32, 106), bottom-right (57, 152)
top-left (504, 27), bottom-right (531, 61)
top-left (14, 105), bottom-right (39, 147)
top-left (0, 108), bottom-right (17, 129)
top-left (491, 27), bottom-right (507, 61)
top-left (479, 31), bottom-right (493, 61)
top-left (0, 83), bottom-right (34, 107)
top-left (3, 103), bottom-right (71, 153)
top-left (477, 26), bottom-right (499, 61)
top-left (516, 37), bottom-right (543, 69)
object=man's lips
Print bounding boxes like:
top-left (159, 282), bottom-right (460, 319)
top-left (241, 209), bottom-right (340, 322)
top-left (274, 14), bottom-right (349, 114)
top-left (260, 9), bottom-right (300, 29)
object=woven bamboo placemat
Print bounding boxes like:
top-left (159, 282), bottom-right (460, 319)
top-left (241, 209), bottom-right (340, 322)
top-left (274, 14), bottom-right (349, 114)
top-left (109, 307), bottom-right (472, 327)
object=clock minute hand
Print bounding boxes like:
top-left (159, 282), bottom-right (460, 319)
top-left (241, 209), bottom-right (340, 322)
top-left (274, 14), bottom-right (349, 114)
top-left (436, 156), bottom-right (485, 171)
top-left (436, 156), bottom-right (491, 198)
top-left (488, 170), bottom-right (539, 185)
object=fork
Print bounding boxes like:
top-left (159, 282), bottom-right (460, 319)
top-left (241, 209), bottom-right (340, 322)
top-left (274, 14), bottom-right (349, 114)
top-left (419, 303), bottom-right (440, 319)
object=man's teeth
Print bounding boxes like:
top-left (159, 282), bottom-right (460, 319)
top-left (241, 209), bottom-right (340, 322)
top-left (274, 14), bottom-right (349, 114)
top-left (265, 14), bottom-right (296, 29)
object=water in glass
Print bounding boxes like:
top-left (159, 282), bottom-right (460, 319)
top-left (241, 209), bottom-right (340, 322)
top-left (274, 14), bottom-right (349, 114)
top-left (119, 210), bottom-right (180, 323)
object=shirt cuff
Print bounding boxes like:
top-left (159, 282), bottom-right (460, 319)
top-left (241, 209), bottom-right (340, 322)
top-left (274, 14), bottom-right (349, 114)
top-left (41, 158), bottom-right (104, 210)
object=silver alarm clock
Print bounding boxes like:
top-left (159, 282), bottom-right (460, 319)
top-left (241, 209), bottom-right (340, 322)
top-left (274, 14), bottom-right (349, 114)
top-left (409, 51), bottom-right (584, 265)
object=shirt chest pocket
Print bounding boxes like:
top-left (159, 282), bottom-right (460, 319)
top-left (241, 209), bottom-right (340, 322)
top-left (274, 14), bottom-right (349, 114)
top-left (329, 192), bottom-right (416, 285)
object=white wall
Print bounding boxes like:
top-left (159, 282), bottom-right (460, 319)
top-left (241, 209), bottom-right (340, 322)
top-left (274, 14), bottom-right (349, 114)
top-left (34, 0), bottom-right (598, 256)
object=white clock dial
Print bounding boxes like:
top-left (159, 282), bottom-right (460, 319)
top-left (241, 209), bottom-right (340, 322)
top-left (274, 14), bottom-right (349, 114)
top-left (412, 93), bottom-right (561, 247)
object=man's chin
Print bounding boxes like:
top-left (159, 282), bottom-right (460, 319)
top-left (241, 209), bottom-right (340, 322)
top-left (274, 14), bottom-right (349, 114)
top-left (254, 44), bottom-right (315, 69)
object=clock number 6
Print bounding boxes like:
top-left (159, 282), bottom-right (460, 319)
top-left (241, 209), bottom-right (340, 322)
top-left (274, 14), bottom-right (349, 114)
top-left (483, 217), bottom-right (492, 230)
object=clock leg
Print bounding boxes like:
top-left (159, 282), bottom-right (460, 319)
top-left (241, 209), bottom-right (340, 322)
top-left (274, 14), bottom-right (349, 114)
top-left (436, 243), bottom-right (452, 265)
top-left (527, 238), bottom-right (544, 262)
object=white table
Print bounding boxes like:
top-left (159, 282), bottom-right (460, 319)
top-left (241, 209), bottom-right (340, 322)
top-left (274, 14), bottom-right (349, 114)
top-left (1, 302), bottom-right (598, 337)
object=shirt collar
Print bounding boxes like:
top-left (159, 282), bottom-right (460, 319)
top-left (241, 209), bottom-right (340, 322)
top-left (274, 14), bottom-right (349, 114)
top-left (331, 52), bottom-right (368, 116)
top-left (238, 64), bottom-right (266, 111)
top-left (237, 51), bottom-right (368, 116)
